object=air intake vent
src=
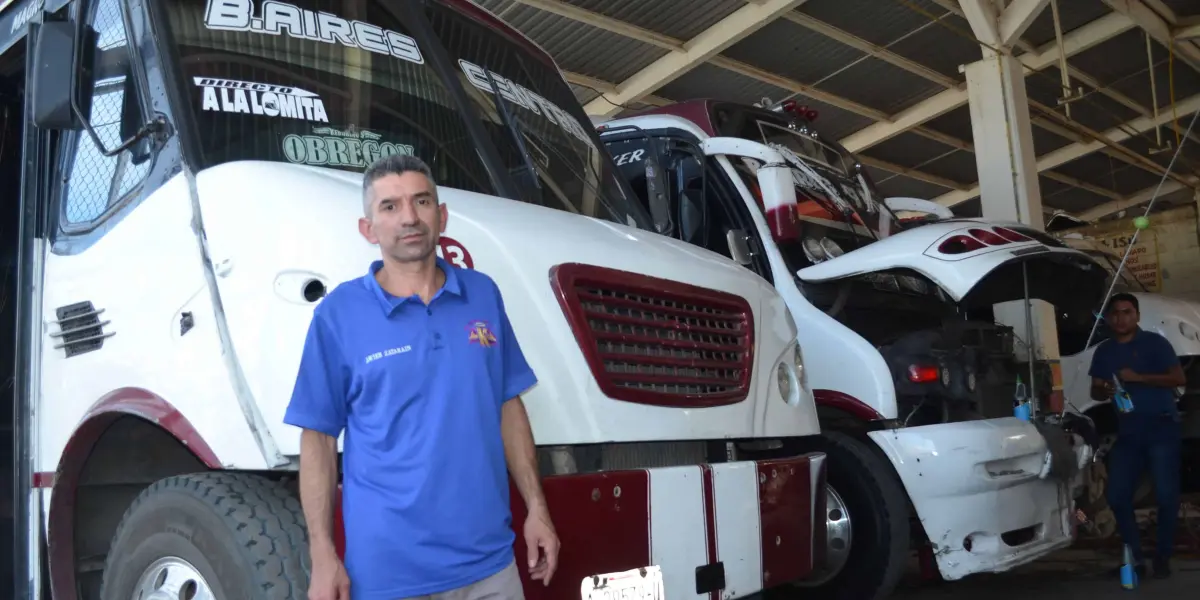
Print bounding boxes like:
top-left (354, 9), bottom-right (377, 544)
top-left (551, 263), bottom-right (754, 408)
top-left (52, 301), bottom-right (114, 358)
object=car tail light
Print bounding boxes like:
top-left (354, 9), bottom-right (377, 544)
top-left (907, 365), bottom-right (939, 383)
top-left (937, 235), bottom-right (987, 254)
top-left (992, 226), bottom-right (1032, 242)
top-left (968, 228), bottom-right (1011, 245)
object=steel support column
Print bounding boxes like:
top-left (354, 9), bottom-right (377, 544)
top-left (964, 49), bottom-right (1062, 409)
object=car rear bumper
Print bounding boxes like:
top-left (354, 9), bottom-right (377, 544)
top-left (868, 417), bottom-right (1089, 581)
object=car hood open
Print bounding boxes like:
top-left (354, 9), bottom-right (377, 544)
top-left (796, 219), bottom-right (1109, 308)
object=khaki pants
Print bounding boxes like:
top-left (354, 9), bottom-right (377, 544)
top-left (403, 561), bottom-right (525, 600)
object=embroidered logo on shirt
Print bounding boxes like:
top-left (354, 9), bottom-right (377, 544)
top-left (468, 321), bottom-right (497, 348)
top-left (364, 345), bottom-right (412, 365)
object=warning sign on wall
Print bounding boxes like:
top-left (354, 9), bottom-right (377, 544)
top-left (1093, 230), bottom-right (1162, 292)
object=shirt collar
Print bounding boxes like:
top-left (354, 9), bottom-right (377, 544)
top-left (362, 256), bottom-right (463, 316)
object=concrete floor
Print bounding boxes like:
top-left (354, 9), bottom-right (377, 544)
top-left (886, 496), bottom-right (1200, 598)
top-left (892, 550), bottom-right (1200, 599)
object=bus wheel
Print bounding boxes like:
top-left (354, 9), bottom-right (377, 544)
top-left (792, 432), bottom-right (909, 600)
top-left (100, 472), bottom-right (310, 600)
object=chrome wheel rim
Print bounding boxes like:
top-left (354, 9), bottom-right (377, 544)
top-left (132, 556), bottom-right (214, 600)
top-left (794, 483), bottom-right (853, 587)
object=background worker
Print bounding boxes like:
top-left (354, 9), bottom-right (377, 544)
top-left (1089, 292), bottom-right (1185, 580)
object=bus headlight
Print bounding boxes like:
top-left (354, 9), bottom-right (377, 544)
top-left (793, 344), bottom-right (806, 388)
top-left (777, 362), bottom-right (793, 403)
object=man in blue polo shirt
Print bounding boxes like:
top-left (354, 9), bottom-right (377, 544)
top-left (1089, 292), bottom-right (1185, 580)
top-left (285, 154), bottom-right (559, 600)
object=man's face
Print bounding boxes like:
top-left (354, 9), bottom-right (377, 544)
top-left (1105, 299), bottom-right (1139, 335)
top-left (359, 171), bottom-right (447, 264)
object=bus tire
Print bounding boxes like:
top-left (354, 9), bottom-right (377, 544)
top-left (795, 432), bottom-right (910, 600)
top-left (99, 472), bottom-right (310, 600)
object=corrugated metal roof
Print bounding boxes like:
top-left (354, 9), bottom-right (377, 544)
top-left (953, 198), bottom-right (983, 218)
top-left (797, 0), bottom-right (959, 48)
top-left (885, 25), bottom-right (983, 80)
top-left (477, 1), bottom-right (669, 82)
top-left (1021, 1), bottom-right (1113, 48)
top-left (1108, 60), bottom-right (1200, 112)
top-left (860, 131), bottom-right (957, 170)
top-left (923, 106), bottom-right (974, 141)
top-left (480, 0), bottom-right (1200, 221)
top-left (1047, 186), bottom-right (1119, 213)
top-left (818, 59), bottom-right (946, 114)
top-left (723, 19), bottom-right (867, 87)
top-left (867, 166), bottom-right (955, 198)
top-left (916, 150), bottom-right (980, 185)
top-left (568, 0), bottom-right (744, 41)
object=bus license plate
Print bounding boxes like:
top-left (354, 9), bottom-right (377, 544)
top-left (580, 565), bottom-right (665, 600)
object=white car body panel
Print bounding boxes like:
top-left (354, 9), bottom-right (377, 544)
top-left (868, 418), bottom-right (1090, 580)
top-left (600, 112), bottom-right (1105, 579)
top-left (794, 219), bottom-right (1105, 305)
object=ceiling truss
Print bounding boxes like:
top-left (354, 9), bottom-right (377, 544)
top-left (505, 0), bottom-right (1200, 222)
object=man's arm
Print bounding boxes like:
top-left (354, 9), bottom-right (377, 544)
top-left (1121, 335), bottom-right (1186, 388)
top-left (1088, 341), bottom-right (1113, 400)
top-left (300, 429), bottom-right (341, 556)
top-left (282, 312), bottom-right (349, 577)
top-left (1125, 366), bottom-right (1186, 388)
top-left (501, 397), bottom-right (547, 515)
top-left (493, 281), bottom-right (557, 583)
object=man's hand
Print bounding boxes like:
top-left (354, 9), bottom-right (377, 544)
top-left (524, 507), bottom-right (560, 586)
top-left (1091, 377), bottom-right (1115, 400)
top-left (308, 545), bottom-right (350, 600)
top-left (1118, 368), bottom-right (1142, 383)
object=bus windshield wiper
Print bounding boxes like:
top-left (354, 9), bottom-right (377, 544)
top-left (483, 70), bottom-right (542, 191)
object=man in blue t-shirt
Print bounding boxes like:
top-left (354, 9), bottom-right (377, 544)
top-left (285, 155), bottom-right (560, 600)
top-left (1088, 292), bottom-right (1185, 580)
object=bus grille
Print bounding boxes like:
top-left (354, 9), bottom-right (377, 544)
top-left (551, 263), bottom-right (754, 407)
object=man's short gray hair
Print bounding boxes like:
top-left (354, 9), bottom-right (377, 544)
top-left (362, 154), bottom-right (437, 217)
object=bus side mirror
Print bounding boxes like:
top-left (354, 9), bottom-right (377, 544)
top-left (31, 21), bottom-right (93, 130)
top-left (726, 229), bottom-right (754, 266)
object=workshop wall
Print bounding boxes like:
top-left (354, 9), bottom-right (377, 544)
top-left (1061, 204), bottom-right (1200, 301)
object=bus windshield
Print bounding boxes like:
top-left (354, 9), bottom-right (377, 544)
top-left (156, 0), bottom-right (650, 228)
top-left (712, 105), bottom-right (898, 242)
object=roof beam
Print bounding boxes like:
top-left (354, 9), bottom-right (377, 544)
top-left (857, 155), bottom-right (970, 191)
top-left (1078, 180), bottom-right (1188, 220)
top-left (839, 11), bottom-right (1136, 153)
top-left (998, 0), bottom-right (1052, 47)
top-left (563, 71), bottom-right (671, 107)
top-left (1178, 17), bottom-right (1200, 41)
top-left (960, 0), bottom-right (1051, 48)
top-left (510, 1), bottom-right (890, 123)
top-left (507, 0), bottom-right (680, 51)
top-left (582, 0), bottom-right (807, 117)
top-left (780, 12), bottom-right (961, 90)
top-left (931, 93), bottom-right (1200, 207)
top-left (1101, 0), bottom-right (1200, 71)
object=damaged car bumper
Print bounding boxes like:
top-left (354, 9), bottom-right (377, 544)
top-left (867, 417), bottom-right (1091, 581)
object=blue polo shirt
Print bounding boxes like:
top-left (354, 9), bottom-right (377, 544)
top-left (1089, 328), bottom-right (1179, 428)
top-left (283, 257), bottom-right (538, 599)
